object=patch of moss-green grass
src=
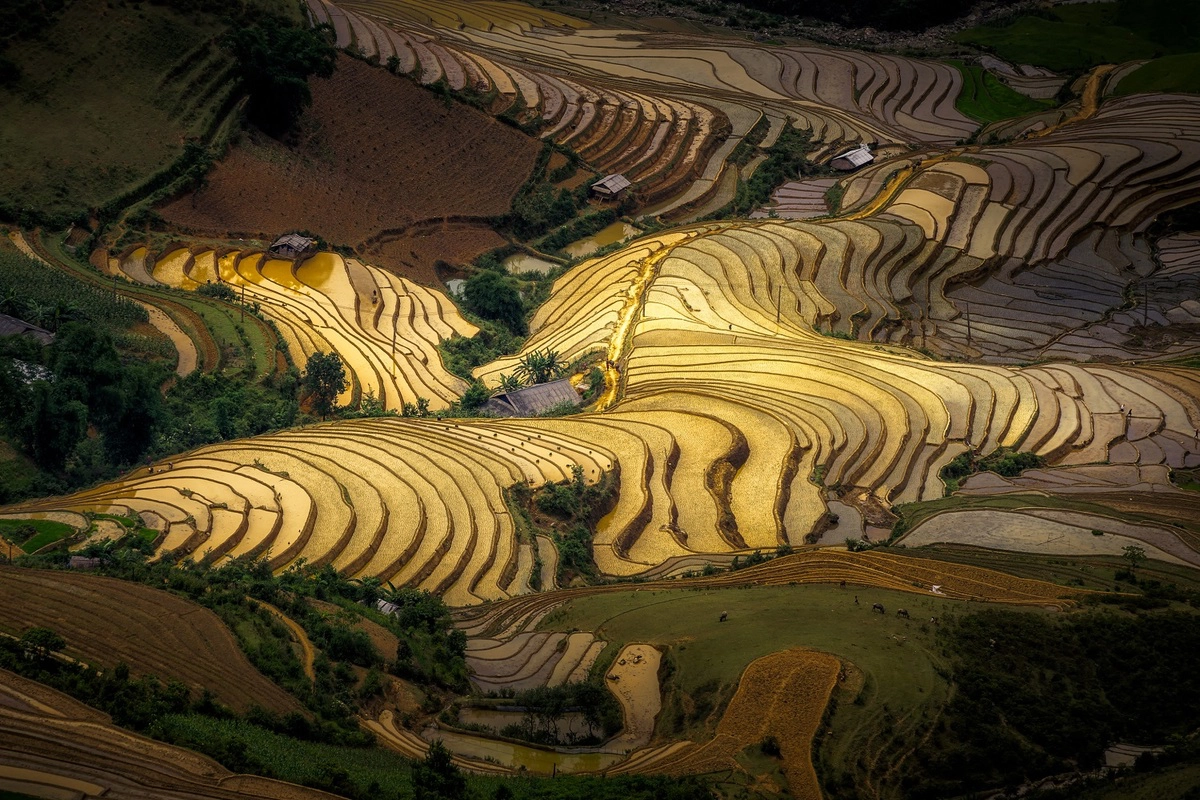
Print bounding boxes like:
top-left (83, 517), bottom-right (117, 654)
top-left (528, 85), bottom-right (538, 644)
top-left (1115, 52), bottom-right (1200, 95)
top-left (949, 60), bottom-right (1054, 124)
top-left (540, 581), bottom-right (1052, 794)
top-left (0, 518), bottom-right (76, 553)
top-left (952, 0), bottom-right (1189, 72)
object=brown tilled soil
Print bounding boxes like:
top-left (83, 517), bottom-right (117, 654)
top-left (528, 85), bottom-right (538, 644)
top-left (159, 55), bottom-right (539, 283)
top-left (0, 566), bottom-right (301, 716)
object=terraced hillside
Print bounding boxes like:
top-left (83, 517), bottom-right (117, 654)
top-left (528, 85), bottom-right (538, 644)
top-left (0, 668), bottom-right (336, 800)
top-left (10, 95), bottom-right (1200, 591)
top-left (0, 566), bottom-right (301, 715)
top-left (108, 246), bottom-right (474, 410)
top-left (304, 0), bottom-right (986, 217)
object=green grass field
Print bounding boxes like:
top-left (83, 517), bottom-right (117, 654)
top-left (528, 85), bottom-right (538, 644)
top-left (0, 518), bottom-right (76, 553)
top-left (1115, 52), bottom-right (1200, 95)
top-left (949, 60), bottom-right (1054, 124)
top-left (0, 0), bottom-right (301, 225)
top-left (541, 582), bottom-right (1054, 797)
top-left (953, 0), bottom-right (1199, 73)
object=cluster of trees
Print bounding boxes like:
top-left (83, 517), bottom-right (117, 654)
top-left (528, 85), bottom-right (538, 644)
top-left (513, 465), bottom-right (617, 582)
top-left (485, 681), bottom-right (623, 746)
top-left (939, 446), bottom-right (1045, 492)
top-left (904, 608), bottom-right (1200, 797)
top-left (0, 323), bottom-right (304, 500)
top-left (0, 324), bottom-right (162, 476)
top-left (224, 18), bottom-right (338, 136)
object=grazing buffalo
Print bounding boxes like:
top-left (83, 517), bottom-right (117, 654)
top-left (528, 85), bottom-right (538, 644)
top-left (897, 608), bottom-right (910, 619)
top-left (872, 603), bottom-right (885, 614)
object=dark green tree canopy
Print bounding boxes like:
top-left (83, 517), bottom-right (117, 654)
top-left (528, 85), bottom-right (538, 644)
top-left (303, 351), bottom-right (346, 419)
top-left (224, 19), bottom-right (337, 136)
top-left (463, 270), bottom-right (526, 334)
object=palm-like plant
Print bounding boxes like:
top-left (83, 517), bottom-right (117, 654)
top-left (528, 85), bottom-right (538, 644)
top-left (22, 300), bottom-right (53, 329)
top-left (513, 348), bottom-right (566, 385)
top-left (497, 373), bottom-right (523, 393)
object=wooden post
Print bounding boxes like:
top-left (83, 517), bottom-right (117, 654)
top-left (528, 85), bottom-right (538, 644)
top-left (1143, 285), bottom-right (1149, 327)
top-left (775, 284), bottom-right (781, 326)
top-left (391, 318), bottom-right (397, 378)
top-left (240, 281), bottom-right (246, 322)
top-left (965, 301), bottom-right (972, 346)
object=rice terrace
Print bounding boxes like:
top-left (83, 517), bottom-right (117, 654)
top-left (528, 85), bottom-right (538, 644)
top-left (3, 0), bottom-right (1200, 797)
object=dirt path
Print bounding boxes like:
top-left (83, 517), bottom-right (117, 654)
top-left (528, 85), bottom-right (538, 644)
top-left (255, 600), bottom-right (316, 682)
top-left (137, 301), bottom-right (198, 377)
top-left (603, 643), bottom-right (661, 752)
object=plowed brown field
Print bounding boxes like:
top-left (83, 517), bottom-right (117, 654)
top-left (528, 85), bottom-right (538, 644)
top-left (159, 56), bottom-right (539, 282)
top-left (0, 566), bottom-right (300, 715)
top-left (652, 649), bottom-right (840, 799)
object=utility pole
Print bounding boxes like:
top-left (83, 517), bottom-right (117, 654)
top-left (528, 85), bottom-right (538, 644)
top-left (775, 284), bottom-right (781, 326)
top-left (391, 316), bottom-right (397, 379)
top-left (1143, 285), bottom-right (1149, 327)
top-left (965, 301), bottom-right (972, 346)
top-left (240, 281), bottom-right (246, 322)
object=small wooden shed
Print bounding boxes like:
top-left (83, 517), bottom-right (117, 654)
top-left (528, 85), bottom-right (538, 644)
top-left (482, 378), bottom-right (580, 418)
top-left (268, 234), bottom-right (315, 258)
top-left (0, 313), bottom-right (54, 345)
top-left (830, 144), bottom-right (875, 171)
top-left (591, 173), bottom-right (632, 199)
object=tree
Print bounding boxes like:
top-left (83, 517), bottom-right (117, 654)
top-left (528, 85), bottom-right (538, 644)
top-left (1123, 544), bottom-right (1147, 575)
top-left (304, 351), bottom-right (346, 419)
top-left (19, 627), bottom-right (65, 660)
top-left (224, 20), bottom-right (337, 136)
top-left (462, 270), bottom-right (526, 334)
top-left (412, 740), bottom-right (466, 800)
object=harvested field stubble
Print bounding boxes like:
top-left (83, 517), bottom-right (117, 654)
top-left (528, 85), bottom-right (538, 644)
top-left (0, 566), bottom-right (301, 715)
top-left (0, 668), bottom-right (336, 800)
top-left (636, 649), bottom-right (839, 798)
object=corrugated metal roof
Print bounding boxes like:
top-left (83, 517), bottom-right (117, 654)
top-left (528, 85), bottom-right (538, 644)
top-left (269, 234), bottom-right (315, 253)
top-left (830, 144), bottom-right (874, 170)
top-left (592, 174), bottom-right (631, 194)
top-left (482, 378), bottom-right (580, 418)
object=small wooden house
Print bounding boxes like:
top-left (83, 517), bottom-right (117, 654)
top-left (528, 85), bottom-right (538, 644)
top-left (482, 378), bottom-right (580, 418)
top-left (0, 313), bottom-right (54, 346)
top-left (591, 173), bottom-right (632, 200)
top-left (268, 234), bottom-right (315, 258)
top-left (830, 144), bottom-right (874, 171)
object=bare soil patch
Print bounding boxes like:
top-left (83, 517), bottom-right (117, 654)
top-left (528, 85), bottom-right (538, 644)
top-left (160, 56), bottom-right (539, 281)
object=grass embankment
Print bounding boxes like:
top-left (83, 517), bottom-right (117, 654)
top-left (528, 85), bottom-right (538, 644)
top-left (0, 518), bottom-right (74, 554)
top-left (543, 582), bottom-right (988, 795)
top-left (954, 0), bottom-right (1200, 76)
top-left (949, 60), bottom-right (1054, 124)
top-left (1115, 52), bottom-right (1200, 95)
top-left (0, 0), bottom-right (295, 226)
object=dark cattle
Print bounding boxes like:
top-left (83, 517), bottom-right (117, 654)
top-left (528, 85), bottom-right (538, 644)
top-left (897, 609), bottom-right (910, 619)
top-left (719, 611), bottom-right (728, 622)
top-left (872, 603), bottom-right (885, 614)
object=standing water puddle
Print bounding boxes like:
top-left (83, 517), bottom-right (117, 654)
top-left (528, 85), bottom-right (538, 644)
top-left (563, 222), bottom-right (640, 259)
